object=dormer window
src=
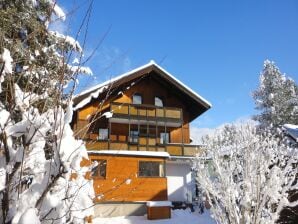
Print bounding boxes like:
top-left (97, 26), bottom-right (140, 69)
top-left (155, 97), bottom-right (163, 107)
top-left (132, 94), bottom-right (142, 104)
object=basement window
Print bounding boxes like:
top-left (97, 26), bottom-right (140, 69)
top-left (138, 161), bottom-right (165, 177)
top-left (91, 160), bottom-right (107, 179)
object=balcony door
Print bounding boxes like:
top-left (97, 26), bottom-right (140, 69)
top-left (160, 132), bottom-right (169, 144)
top-left (129, 130), bottom-right (139, 143)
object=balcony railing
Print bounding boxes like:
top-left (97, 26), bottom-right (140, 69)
top-left (85, 139), bottom-right (203, 157)
top-left (110, 102), bottom-right (183, 123)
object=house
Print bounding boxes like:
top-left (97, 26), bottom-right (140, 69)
top-left (278, 124), bottom-right (298, 223)
top-left (283, 124), bottom-right (298, 145)
top-left (72, 60), bottom-right (211, 217)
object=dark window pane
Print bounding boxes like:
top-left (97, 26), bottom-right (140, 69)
top-left (91, 160), bottom-right (107, 178)
top-left (140, 125), bottom-right (147, 136)
top-left (129, 130), bottom-right (139, 143)
top-left (139, 161), bottom-right (164, 177)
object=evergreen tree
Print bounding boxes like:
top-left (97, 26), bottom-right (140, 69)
top-left (0, 1), bottom-right (94, 223)
top-left (252, 60), bottom-right (298, 128)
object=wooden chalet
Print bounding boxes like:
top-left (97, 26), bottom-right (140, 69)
top-left (72, 60), bottom-right (211, 217)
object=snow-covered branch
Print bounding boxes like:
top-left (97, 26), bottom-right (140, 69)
top-left (195, 122), bottom-right (298, 224)
top-left (0, 1), bottom-right (94, 223)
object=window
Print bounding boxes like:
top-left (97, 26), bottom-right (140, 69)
top-left (98, 128), bottom-right (108, 140)
top-left (91, 160), bottom-right (107, 178)
top-left (155, 97), bottom-right (163, 107)
top-left (132, 94), bottom-right (142, 104)
top-left (129, 130), bottom-right (139, 143)
top-left (160, 132), bottom-right (169, 144)
top-left (139, 125), bottom-right (147, 136)
top-left (139, 161), bottom-right (165, 177)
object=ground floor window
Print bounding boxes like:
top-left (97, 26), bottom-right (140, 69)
top-left (138, 161), bottom-right (165, 177)
top-left (91, 159), bottom-right (107, 179)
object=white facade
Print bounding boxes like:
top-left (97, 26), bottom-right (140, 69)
top-left (166, 160), bottom-right (195, 202)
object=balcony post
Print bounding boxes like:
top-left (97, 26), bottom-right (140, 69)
top-left (180, 109), bottom-right (184, 155)
top-left (108, 118), bottom-right (111, 150)
top-left (155, 119), bottom-right (158, 151)
top-left (128, 104), bottom-right (131, 150)
top-left (146, 120), bottom-right (149, 151)
top-left (137, 109), bottom-right (140, 151)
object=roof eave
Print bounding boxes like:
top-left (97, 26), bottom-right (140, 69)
top-left (150, 62), bottom-right (212, 109)
top-left (73, 60), bottom-right (212, 113)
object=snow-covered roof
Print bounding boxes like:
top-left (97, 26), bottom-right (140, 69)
top-left (283, 124), bottom-right (298, 142)
top-left (73, 60), bottom-right (212, 112)
top-left (88, 150), bottom-right (170, 158)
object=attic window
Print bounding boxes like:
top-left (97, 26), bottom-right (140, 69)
top-left (155, 97), bottom-right (163, 107)
top-left (132, 94), bottom-right (142, 104)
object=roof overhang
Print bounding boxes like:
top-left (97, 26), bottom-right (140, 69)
top-left (73, 60), bottom-right (212, 119)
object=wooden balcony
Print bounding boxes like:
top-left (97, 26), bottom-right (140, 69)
top-left (109, 102), bottom-right (183, 127)
top-left (85, 139), bottom-right (203, 157)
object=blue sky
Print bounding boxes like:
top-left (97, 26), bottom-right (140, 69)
top-left (58, 0), bottom-right (298, 129)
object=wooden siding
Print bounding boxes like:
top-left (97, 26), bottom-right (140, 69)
top-left (147, 206), bottom-right (171, 220)
top-left (86, 155), bottom-right (168, 202)
top-left (73, 76), bottom-right (199, 155)
top-left (111, 78), bottom-right (190, 142)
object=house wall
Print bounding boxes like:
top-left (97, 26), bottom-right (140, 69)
top-left (166, 161), bottom-right (195, 202)
top-left (72, 68), bottom-right (207, 210)
top-left (75, 77), bottom-right (191, 144)
top-left (87, 155), bottom-right (168, 202)
top-left (113, 78), bottom-right (190, 144)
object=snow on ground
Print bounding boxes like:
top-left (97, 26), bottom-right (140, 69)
top-left (93, 209), bottom-right (216, 224)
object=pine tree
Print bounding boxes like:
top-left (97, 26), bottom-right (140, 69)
top-left (252, 60), bottom-right (298, 128)
top-left (0, 1), bottom-right (94, 223)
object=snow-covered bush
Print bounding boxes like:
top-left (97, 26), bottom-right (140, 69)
top-left (195, 122), bottom-right (298, 224)
top-left (0, 1), bottom-right (94, 223)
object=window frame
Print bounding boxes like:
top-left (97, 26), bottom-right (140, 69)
top-left (91, 159), bottom-right (107, 179)
top-left (138, 161), bottom-right (165, 178)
